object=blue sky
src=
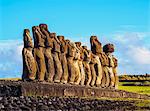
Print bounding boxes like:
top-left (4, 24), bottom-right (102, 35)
top-left (0, 0), bottom-right (150, 78)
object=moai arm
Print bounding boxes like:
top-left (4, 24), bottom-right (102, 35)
top-left (37, 26), bottom-right (46, 39)
top-left (39, 25), bottom-right (50, 38)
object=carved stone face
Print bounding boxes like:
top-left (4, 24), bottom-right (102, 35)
top-left (75, 42), bottom-right (81, 48)
top-left (90, 36), bottom-right (97, 41)
top-left (57, 36), bottom-right (65, 42)
top-left (23, 29), bottom-right (33, 48)
top-left (82, 46), bottom-right (88, 50)
top-left (50, 33), bottom-right (56, 38)
top-left (39, 24), bottom-right (48, 31)
top-left (65, 39), bottom-right (70, 44)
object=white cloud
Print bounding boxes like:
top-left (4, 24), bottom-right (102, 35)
top-left (111, 31), bottom-right (150, 74)
top-left (127, 46), bottom-right (150, 64)
top-left (0, 40), bottom-right (23, 78)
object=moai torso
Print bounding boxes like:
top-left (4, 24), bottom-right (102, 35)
top-left (67, 42), bottom-right (76, 57)
top-left (50, 33), bottom-right (61, 53)
top-left (58, 36), bottom-right (67, 54)
top-left (82, 46), bottom-right (91, 63)
top-left (75, 42), bottom-right (84, 61)
top-left (22, 29), bottom-right (37, 80)
top-left (82, 46), bottom-right (92, 86)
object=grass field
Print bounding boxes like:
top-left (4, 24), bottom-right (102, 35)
top-left (119, 84), bottom-right (150, 95)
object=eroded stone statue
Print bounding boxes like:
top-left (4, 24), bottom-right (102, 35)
top-left (57, 36), bottom-right (69, 84)
top-left (50, 33), bottom-right (63, 83)
top-left (75, 42), bottom-right (85, 86)
top-left (89, 53), bottom-right (97, 86)
top-left (73, 43), bottom-right (81, 85)
top-left (82, 46), bottom-right (92, 86)
top-left (22, 24), bottom-right (119, 89)
top-left (22, 29), bottom-right (37, 81)
top-left (39, 24), bottom-right (55, 82)
top-left (103, 43), bottom-right (116, 88)
top-left (113, 56), bottom-right (118, 89)
top-left (67, 42), bottom-right (77, 84)
top-left (90, 36), bottom-right (109, 88)
top-left (32, 26), bottom-right (46, 81)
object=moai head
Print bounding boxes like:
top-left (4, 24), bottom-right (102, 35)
top-left (75, 42), bottom-right (81, 48)
top-left (82, 46), bottom-right (88, 50)
top-left (90, 36), bottom-right (102, 53)
top-left (50, 33), bottom-right (56, 39)
top-left (39, 24), bottom-right (48, 31)
top-left (32, 26), bottom-right (46, 47)
top-left (32, 26), bottom-right (43, 36)
top-left (57, 35), bottom-right (65, 42)
top-left (103, 43), bottom-right (114, 53)
top-left (90, 36), bottom-right (97, 43)
top-left (65, 39), bottom-right (70, 44)
top-left (23, 29), bottom-right (33, 48)
top-left (82, 46), bottom-right (91, 62)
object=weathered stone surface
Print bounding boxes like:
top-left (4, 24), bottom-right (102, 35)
top-left (0, 81), bottom-right (149, 100)
top-left (32, 26), bottom-right (46, 81)
top-left (0, 95), bottom-right (149, 110)
top-left (22, 24), bottom-right (120, 89)
top-left (22, 29), bottom-right (37, 81)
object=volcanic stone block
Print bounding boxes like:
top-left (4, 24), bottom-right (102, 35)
top-left (0, 81), bottom-right (149, 100)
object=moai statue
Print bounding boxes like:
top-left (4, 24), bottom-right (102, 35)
top-left (50, 33), bottom-right (63, 83)
top-left (73, 43), bottom-right (81, 85)
top-left (67, 42), bottom-right (79, 84)
top-left (22, 29), bottom-right (37, 81)
top-left (90, 53), bottom-right (103, 87)
top-left (57, 36), bottom-right (68, 84)
top-left (90, 36), bottom-right (109, 88)
top-left (75, 42), bottom-right (85, 86)
top-left (89, 53), bottom-right (97, 86)
top-left (82, 46), bottom-right (92, 86)
top-left (32, 26), bottom-right (46, 81)
top-left (103, 43), bottom-right (116, 88)
top-left (112, 56), bottom-right (118, 89)
top-left (39, 24), bottom-right (55, 82)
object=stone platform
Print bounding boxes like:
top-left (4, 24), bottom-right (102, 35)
top-left (0, 80), bottom-right (149, 99)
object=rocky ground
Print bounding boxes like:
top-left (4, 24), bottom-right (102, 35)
top-left (0, 96), bottom-right (149, 111)
top-left (0, 80), bottom-right (149, 110)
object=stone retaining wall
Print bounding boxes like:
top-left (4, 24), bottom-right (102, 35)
top-left (0, 81), bottom-right (149, 99)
